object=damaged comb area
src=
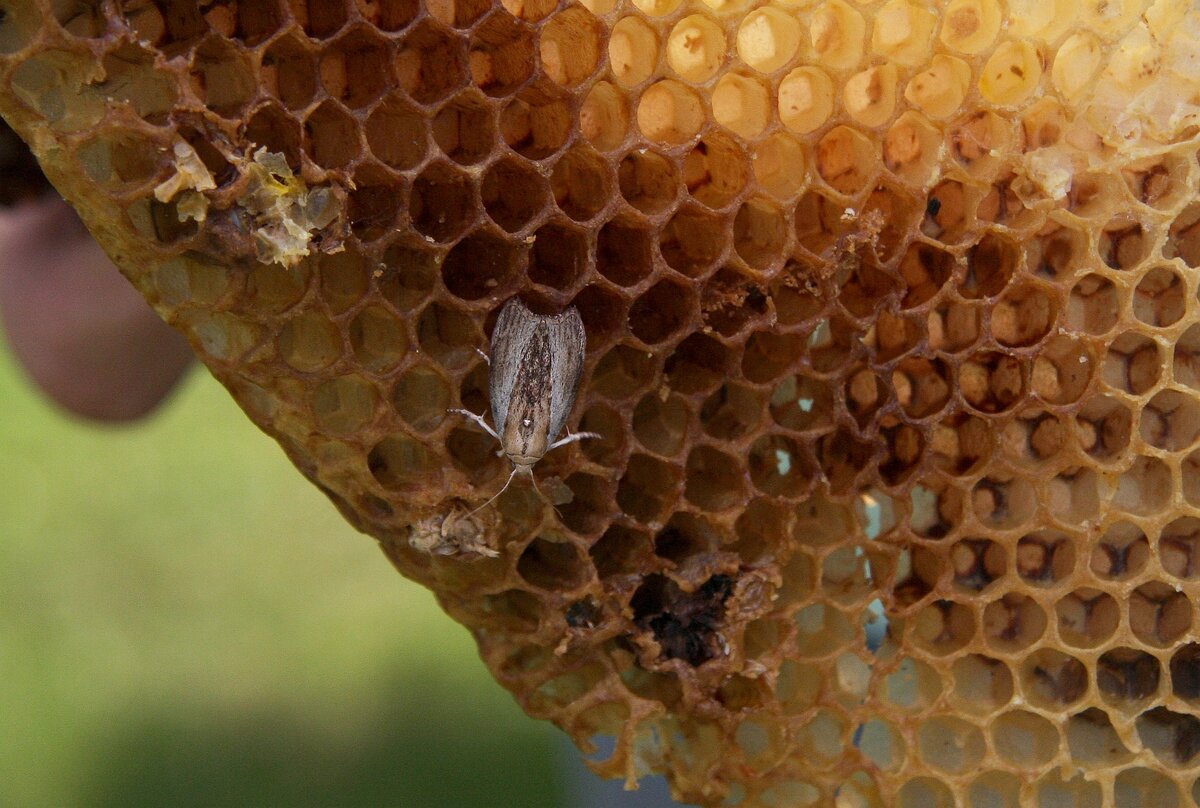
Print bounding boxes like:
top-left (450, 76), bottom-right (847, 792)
top-left (2, 0), bottom-right (1200, 805)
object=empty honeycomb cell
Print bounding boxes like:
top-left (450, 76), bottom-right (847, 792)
top-left (481, 157), bottom-right (547, 232)
top-left (348, 305), bottom-right (407, 373)
top-left (629, 279), bottom-right (694, 343)
top-left (732, 198), bottom-right (786, 271)
top-left (843, 64), bottom-right (897, 128)
top-left (654, 512), bottom-right (717, 563)
top-left (983, 592), bottom-right (1046, 652)
top-left (559, 473), bottom-right (613, 535)
top-left (77, 131), bottom-right (164, 192)
top-left (683, 134), bottom-right (749, 209)
top-left (961, 233), bottom-right (1018, 299)
top-left (348, 172), bottom-right (403, 243)
top-left (1133, 266), bottom-right (1187, 329)
top-left (312, 375), bottom-right (379, 434)
top-left (1067, 708), bottom-right (1133, 768)
top-left (260, 34), bottom-right (317, 109)
top-left (244, 103), bottom-right (303, 170)
top-left (890, 357), bottom-right (949, 418)
top-left (1021, 648), bottom-right (1088, 709)
top-left (539, 7), bottom-right (602, 88)
top-left (950, 538), bottom-right (1004, 593)
top-left (409, 162), bottom-right (475, 242)
top-left (245, 259), bottom-right (308, 313)
top-left (968, 772), bottom-right (1022, 808)
top-left (918, 715), bottom-right (985, 774)
top-left (367, 433), bottom-right (437, 490)
top-left (633, 393), bottom-right (691, 456)
top-left (1137, 708), bottom-right (1200, 769)
top-left (928, 301), bottom-right (982, 354)
top-left (700, 381), bottom-right (763, 441)
top-left (416, 301), bottom-right (478, 368)
top-left (1165, 203), bottom-right (1200, 267)
top-left (1123, 152), bottom-right (1193, 212)
top-left (594, 217), bottom-right (652, 287)
top-left (638, 79), bottom-right (704, 146)
top-left (517, 536), bottom-right (587, 591)
top-left (684, 445), bottom-right (747, 511)
top-left (898, 777), bottom-right (954, 808)
top-left (738, 331), bottom-right (802, 386)
top-left (667, 336), bottom-right (730, 395)
top-left (303, 100), bottom-right (362, 169)
top-left (1114, 768), bottom-right (1181, 808)
top-left (752, 133), bottom-right (806, 200)
top-left (551, 147), bottom-right (611, 222)
top-left (431, 91), bottom-right (495, 165)
top-left (815, 126), bottom-right (880, 196)
top-left (580, 82), bottom-right (629, 152)
top-left (1141, 389), bottom-right (1200, 451)
top-left (319, 26), bottom-right (394, 109)
top-left (793, 602), bottom-right (855, 656)
top-left (617, 149), bottom-right (679, 214)
top-left (794, 709), bottom-right (846, 766)
top-left (468, 13), bottom-right (534, 96)
top-left (1097, 647), bottom-right (1161, 709)
top-left (608, 14), bottom-right (658, 88)
top-left (993, 710), bottom-right (1061, 769)
top-left (392, 364), bottom-right (450, 432)
top-left (364, 93), bottom-right (428, 170)
top-left (992, 283), bottom-right (1056, 347)
top-left (748, 434), bottom-right (806, 499)
top-left (1089, 522), bottom-right (1148, 582)
top-left (1015, 531), bottom-right (1075, 587)
top-left (960, 351), bottom-right (1024, 413)
top-left (883, 112), bottom-right (941, 186)
top-left (577, 404), bottom-right (624, 466)
top-left (189, 35), bottom-right (256, 117)
top-left (897, 242), bottom-right (953, 308)
top-left (660, 205), bottom-right (727, 277)
top-left (529, 220), bottom-right (588, 290)
top-left (912, 599), bottom-right (975, 655)
top-left (448, 422), bottom-right (507, 485)
top-left (1074, 398), bottom-right (1132, 466)
top-left (811, 0), bottom-right (866, 70)
top-left (778, 66), bottom-right (834, 135)
top-left (712, 72), bottom-right (770, 140)
top-left (617, 453), bottom-right (680, 521)
top-left (1113, 455), bottom-right (1172, 515)
top-left (904, 55), bottom-right (971, 120)
top-left (378, 244), bottom-right (438, 312)
top-left (277, 310), bottom-right (343, 372)
top-left (1170, 644), bottom-right (1200, 704)
top-left (666, 14), bottom-right (725, 83)
top-left (395, 21), bottom-right (467, 105)
top-left (591, 342), bottom-right (656, 399)
top-left (1067, 274), bottom-right (1120, 335)
top-left (950, 112), bottom-right (1012, 178)
top-left (1056, 589), bottom-right (1119, 649)
top-left (736, 7), bottom-right (800, 75)
top-left (1032, 336), bottom-right (1093, 406)
top-left (1100, 221), bottom-right (1152, 271)
top-left (1160, 517), bottom-right (1200, 581)
top-left (701, 267), bottom-right (769, 337)
top-left (442, 230), bottom-right (521, 301)
top-left (589, 523), bottom-right (652, 578)
top-left (1129, 582), bottom-right (1192, 647)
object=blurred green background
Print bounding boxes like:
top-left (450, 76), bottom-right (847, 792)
top-left (0, 343), bottom-right (563, 808)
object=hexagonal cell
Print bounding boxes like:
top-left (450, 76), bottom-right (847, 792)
top-left (1014, 530), bottom-right (1075, 587)
top-left (1176, 324), bottom-right (1200, 390)
top-left (580, 81), bottom-right (629, 152)
top-left (1136, 708), bottom-right (1200, 769)
top-left (981, 591), bottom-right (1045, 653)
top-left (629, 279), bottom-right (694, 344)
top-left (713, 72), bottom-right (770, 140)
top-left (189, 35), bottom-right (256, 117)
top-left (368, 433), bottom-right (437, 491)
top-left (891, 357), bottom-right (950, 418)
top-left (278, 310), bottom-right (344, 372)
top-left (77, 130), bottom-right (165, 192)
top-left (697, 382), bottom-right (761, 442)
top-left (1121, 152), bottom-right (1194, 211)
top-left (290, 0), bottom-right (349, 37)
top-left (303, 99), bottom-right (362, 169)
top-left (1169, 644), bottom-right (1200, 703)
top-left (740, 330), bottom-right (802, 386)
top-left (752, 133), bottom-right (806, 200)
top-left (430, 91), bottom-right (494, 165)
top-left (1129, 581), bottom-right (1192, 647)
top-left (1090, 521), bottom-right (1148, 581)
top-left (638, 80), bottom-right (704, 146)
top-left (481, 157), bottom-right (547, 233)
top-left (591, 343), bottom-right (657, 399)
top-left (949, 111), bottom-right (1011, 178)
top-left (948, 538), bottom-right (1004, 594)
top-left (666, 333), bottom-right (732, 394)
top-left (1066, 273), bottom-right (1119, 335)
top-left (911, 599), bottom-right (974, 656)
top-left (441, 230), bottom-right (520, 300)
top-left (1165, 202), bottom-right (1200, 268)
top-left (748, 434), bottom-right (807, 499)
top-left (844, 64), bottom-right (897, 128)
top-left (918, 714), bottom-right (986, 775)
top-left (679, 134), bottom-right (748, 211)
top-left (778, 66), bottom-right (834, 135)
top-left (392, 363), bottom-right (451, 432)
top-left (1098, 647), bottom-right (1161, 708)
top-left (815, 126), bottom-right (878, 196)
top-left (616, 453), bottom-right (681, 522)
top-left (569, 286), bottom-right (625, 348)
top-left (659, 206), bottom-right (727, 278)
top-left (732, 198), bottom-right (786, 272)
top-left (701, 267), bottom-right (768, 338)
top-left (1020, 649), bottom-right (1087, 709)
top-left (539, 6), bottom-right (602, 88)
top-left (378, 242), bottom-right (438, 311)
top-left (959, 351), bottom-right (1024, 414)
top-left (416, 300), bottom-right (480, 368)
top-left (589, 523), bottom-right (652, 579)
top-left (409, 162), bottom-right (475, 242)
top-left (665, 13), bottom-right (724, 83)
top-left (242, 103), bottom-right (302, 170)
top-left (518, 536), bottom-right (587, 591)
top-left (1114, 768), bottom-right (1181, 808)
top-left (551, 147), bottom-right (610, 222)
top-left (319, 26), bottom-right (394, 108)
top-left (1099, 220), bottom-right (1152, 270)
top-left (363, 92), bottom-right (427, 170)
top-left (991, 710), bottom-right (1059, 769)
top-left (991, 282), bottom-right (1056, 347)
top-left (499, 94), bottom-right (570, 159)
top-left (769, 374), bottom-right (832, 433)
top-left (979, 40), bottom-right (1042, 105)
top-left (608, 14), bottom-right (658, 88)
top-left (261, 33), bottom-right (318, 109)
top-left (1074, 396), bottom-right (1131, 464)
top-left (632, 392), bottom-right (691, 457)
top-left (347, 167), bottom-right (403, 243)
top-left (1140, 388), bottom-right (1200, 451)
top-left (529, 219), bottom-right (588, 291)
top-left (968, 772), bottom-right (1021, 808)
top-left (883, 112), bottom-right (942, 187)
top-left (468, 12), bottom-right (534, 96)
top-left (735, 7), bottom-right (800, 74)
top-left (1066, 709), bottom-right (1132, 768)
top-left (1133, 265), bottom-right (1187, 328)
top-left (1104, 331), bottom-right (1163, 395)
top-left (898, 777), bottom-right (954, 808)
top-left (395, 20), bottom-right (467, 105)
top-left (596, 216), bottom-right (653, 287)
top-left (1056, 588), bottom-right (1119, 649)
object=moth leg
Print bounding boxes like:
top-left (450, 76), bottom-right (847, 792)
top-left (474, 347), bottom-right (490, 365)
top-left (547, 431), bottom-right (602, 451)
top-left (448, 408), bottom-right (500, 441)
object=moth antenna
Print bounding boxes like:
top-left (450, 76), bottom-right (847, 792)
top-left (463, 466), bottom-right (519, 520)
top-left (525, 469), bottom-right (565, 521)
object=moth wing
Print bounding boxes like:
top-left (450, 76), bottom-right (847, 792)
top-left (489, 298), bottom-right (540, 434)
top-left (546, 306), bottom-right (587, 442)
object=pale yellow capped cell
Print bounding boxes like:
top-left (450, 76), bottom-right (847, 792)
top-left (979, 40), bottom-right (1042, 105)
top-left (904, 55), bottom-right (972, 119)
top-left (939, 0), bottom-right (1001, 54)
top-left (737, 7), bottom-right (802, 74)
top-left (779, 66), bottom-right (834, 133)
top-left (810, 0), bottom-right (866, 71)
top-left (844, 63), bottom-right (898, 128)
top-left (1051, 32), bottom-right (1102, 101)
top-left (638, 79), bottom-right (705, 144)
top-left (609, 15), bottom-right (659, 87)
top-left (713, 72), bottom-right (771, 139)
top-left (667, 15), bottom-right (727, 83)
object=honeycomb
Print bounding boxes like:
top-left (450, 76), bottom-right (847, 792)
top-left (2, 0), bottom-right (1200, 805)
